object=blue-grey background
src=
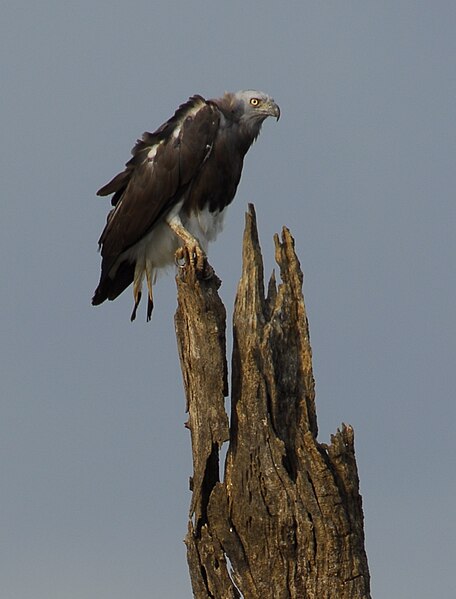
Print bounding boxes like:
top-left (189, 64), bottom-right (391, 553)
top-left (1, 2), bottom-right (455, 597)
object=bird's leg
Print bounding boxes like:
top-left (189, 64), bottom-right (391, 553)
top-left (166, 215), bottom-right (206, 271)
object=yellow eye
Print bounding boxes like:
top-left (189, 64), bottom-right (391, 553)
top-left (250, 98), bottom-right (260, 106)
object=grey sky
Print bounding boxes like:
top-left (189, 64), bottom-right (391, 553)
top-left (1, 2), bottom-right (455, 597)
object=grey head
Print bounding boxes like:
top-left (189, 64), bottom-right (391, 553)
top-left (214, 90), bottom-right (280, 141)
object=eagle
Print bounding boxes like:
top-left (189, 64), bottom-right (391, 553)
top-left (92, 90), bottom-right (280, 321)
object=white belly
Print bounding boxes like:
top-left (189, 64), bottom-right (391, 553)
top-left (120, 205), bottom-right (226, 282)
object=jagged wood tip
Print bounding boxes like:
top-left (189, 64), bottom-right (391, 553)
top-left (174, 204), bottom-right (371, 599)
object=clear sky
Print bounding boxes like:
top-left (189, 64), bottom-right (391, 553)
top-left (1, 2), bottom-right (455, 597)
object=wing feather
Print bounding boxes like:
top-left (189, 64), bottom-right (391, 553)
top-left (96, 96), bottom-right (220, 273)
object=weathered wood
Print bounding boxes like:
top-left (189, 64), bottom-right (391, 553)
top-left (174, 254), bottom-right (237, 597)
top-left (175, 205), bottom-right (371, 599)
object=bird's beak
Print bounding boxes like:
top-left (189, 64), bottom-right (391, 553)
top-left (268, 100), bottom-right (280, 121)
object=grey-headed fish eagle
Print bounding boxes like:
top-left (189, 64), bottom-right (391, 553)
top-left (92, 90), bottom-right (280, 321)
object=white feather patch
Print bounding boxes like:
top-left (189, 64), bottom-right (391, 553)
top-left (183, 206), bottom-right (226, 247)
top-left (171, 101), bottom-right (205, 140)
top-left (147, 144), bottom-right (159, 160)
top-left (118, 204), bottom-right (226, 288)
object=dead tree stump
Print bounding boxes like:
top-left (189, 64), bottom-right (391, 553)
top-left (174, 205), bottom-right (371, 599)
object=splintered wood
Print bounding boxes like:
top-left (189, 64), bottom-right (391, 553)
top-left (174, 205), bottom-right (371, 599)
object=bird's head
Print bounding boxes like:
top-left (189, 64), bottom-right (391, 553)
top-left (235, 90), bottom-right (280, 122)
top-left (217, 90), bottom-right (280, 141)
top-left (236, 90), bottom-right (280, 131)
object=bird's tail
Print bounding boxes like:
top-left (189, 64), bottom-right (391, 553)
top-left (91, 260), bottom-right (135, 305)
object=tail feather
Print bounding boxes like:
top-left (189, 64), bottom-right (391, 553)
top-left (92, 260), bottom-right (135, 305)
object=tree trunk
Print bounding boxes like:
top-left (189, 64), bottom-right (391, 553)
top-left (174, 204), bottom-right (371, 599)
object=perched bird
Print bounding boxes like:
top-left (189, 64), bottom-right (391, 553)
top-left (92, 90), bottom-right (280, 321)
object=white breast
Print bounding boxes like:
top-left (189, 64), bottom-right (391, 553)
top-left (119, 204), bottom-right (226, 284)
top-left (182, 205), bottom-right (226, 247)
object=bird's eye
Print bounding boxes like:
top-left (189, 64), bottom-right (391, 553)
top-left (250, 98), bottom-right (260, 106)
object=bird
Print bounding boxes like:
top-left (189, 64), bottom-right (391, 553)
top-left (92, 90), bottom-right (280, 321)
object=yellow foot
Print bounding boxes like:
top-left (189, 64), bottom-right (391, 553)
top-left (175, 244), bottom-right (207, 273)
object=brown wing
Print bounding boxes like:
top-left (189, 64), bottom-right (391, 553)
top-left (96, 95), bottom-right (220, 276)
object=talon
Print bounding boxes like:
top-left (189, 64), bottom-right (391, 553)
top-left (167, 216), bottom-right (206, 271)
top-left (175, 247), bottom-right (187, 268)
top-left (175, 244), bottom-right (206, 271)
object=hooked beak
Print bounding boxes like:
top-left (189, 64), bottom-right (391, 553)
top-left (268, 100), bottom-right (280, 121)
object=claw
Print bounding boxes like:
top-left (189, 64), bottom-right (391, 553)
top-left (167, 215), bottom-right (206, 272)
top-left (175, 247), bottom-right (187, 268)
top-left (175, 244), bottom-right (207, 272)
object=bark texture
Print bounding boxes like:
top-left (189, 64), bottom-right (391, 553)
top-left (174, 205), bottom-right (371, 599)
